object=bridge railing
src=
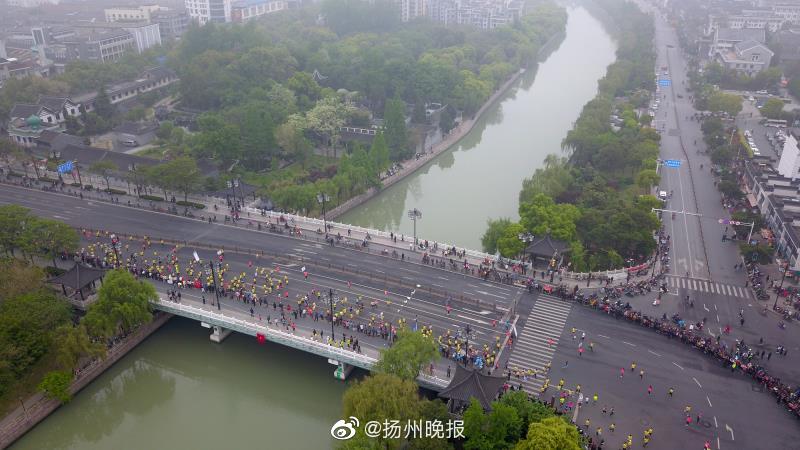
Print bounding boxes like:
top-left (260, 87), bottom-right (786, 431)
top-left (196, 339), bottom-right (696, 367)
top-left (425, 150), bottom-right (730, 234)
top-left (152, 299), bottom-right (450, 389)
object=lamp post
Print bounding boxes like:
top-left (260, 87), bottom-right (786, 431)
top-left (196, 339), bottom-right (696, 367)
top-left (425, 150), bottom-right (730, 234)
top-left (773, 263), bottom-right (789, 310)
top-left (317, 192), bottom-right (330, 234)
top-left (196, 250), bottom-right (222, 311)
top-left (408, 208), bottom-right (422, 250)
top-left (110, 234), bottom-right (120, 268)
top-left (462, 324), bottom-right (473, 368)
top-left (518, 232), bottom-right (534, 269)
top-left (328, 288), bottom-right (335, 341)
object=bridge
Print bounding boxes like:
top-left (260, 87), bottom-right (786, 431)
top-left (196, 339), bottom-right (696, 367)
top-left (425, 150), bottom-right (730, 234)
top-left (152, 299), bottom-right (450, 391)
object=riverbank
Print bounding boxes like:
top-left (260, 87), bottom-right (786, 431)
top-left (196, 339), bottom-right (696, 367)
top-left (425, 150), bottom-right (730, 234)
top-left (327, 32), bottom-right (565, 221)
top-left (0, 312), bottom-right (172, 449)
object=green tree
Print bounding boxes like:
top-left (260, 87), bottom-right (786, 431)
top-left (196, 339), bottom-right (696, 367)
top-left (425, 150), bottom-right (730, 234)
top-left (496, 222), bottom-right (526, 258)
top-left (369, 132), bottom-right (391, 174)
top-left (497, 390), bottom-right (554, 432)
top-left (84, 269), bottom-right (155, 340)
top-left (54, 323), bottom-right (105, 370)
top-left (94, 86), bottom-right (114, 118)
top-left (518, 194), bottom-right (581, 242)
top-left (463, 398), bottom-right (523, 450)
top-left (519, 155), bottom-right (574, 204)
top-left (156, 121), bottom-right (175, 140)
top-left (275, 115), bottom-right (312, 168)
top-left (707, 92), bottom-right (742, 117)
top-left (88, 160), bottom-right (119, 192)
top-left (635, 169), bottom-right (660, 193)
top-left (342, 373), bottom-right (422, 449)
top-left (159, 157), bottom-right (202, 202)
top-left (0, 205), bottom-right (33, 256)
top-left (760, 98), bottom-right (785, 119)
top-left (124, 107), bottom-right (147, 122)
top-left (38, 370), bottom-right (73, 404)
top-left (439, 105), bottom-right (456, 134)
top-left (306, 96), bottom-right (353, 157)
top-left (514, 417), bottom-right (581, 450)
top-left (375, 329), bottom-right (438, 381)
top-left (0, 259), bottom-right (46, 303)
top-left (384, 96), bottom-right (410, 161)
top-left (481, 218), bottom-right (513, 254)
top-left (20, 217), bottom-right (79, 267)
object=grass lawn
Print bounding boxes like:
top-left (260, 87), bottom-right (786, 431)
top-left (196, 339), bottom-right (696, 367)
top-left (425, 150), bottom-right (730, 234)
top-left (0, 351), bottom-right (60, 417)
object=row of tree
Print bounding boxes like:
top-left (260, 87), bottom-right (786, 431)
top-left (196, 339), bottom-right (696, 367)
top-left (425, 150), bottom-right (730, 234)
top-left (482, 0), bottom-right (661, 271)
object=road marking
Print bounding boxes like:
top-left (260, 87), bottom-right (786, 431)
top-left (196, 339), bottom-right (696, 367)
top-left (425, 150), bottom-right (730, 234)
top-left (456, 314), bottom-right (490, 325)
top-left (374, 269), bottom-right (384, 273)
top-left (673, 362), bottom-right (684, 370)
top-left (717, 437), bottom-right (720, 449)
top-left (703, 304), bottom-right (709, 312)
top-left (648, 350), bottom-right (661, 356)
top-left (476, 290), bottom-right (505, 299)
top-left (622, 341), bottom-right (636, 347)
top-left (714, 416), bottom-right (718, 428)
top-left (725, 424), bottom-right (734, 441)
top-left (693, 377), bottom-right (702, 388)
top-left (437, 276), bottom-right (449, 281)
top-left (432, 283), bottom-right (445, 288)
top-left (716, 314), bottom-right (720, 323)
top-left (53, 214), bottom-right (68, 220)
top-left (706, 395), bottom-right (713, 407)
top-left (347, 263), bottom-right (358, 267)
top-left (598, 334), bottom-right (611, 339)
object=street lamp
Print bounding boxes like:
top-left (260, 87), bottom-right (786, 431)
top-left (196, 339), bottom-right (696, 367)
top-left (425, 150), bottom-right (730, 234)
top-left (110, 234), bottom-right (121, 268)
top-left (407, 208), bottom-right (422, 250)
top-left (328, 288), bottom-right (335, 341)
top-left (462, 324), bottom-right (473, 368)
top-left (317, 193), bottom-right (330, 235)
top-left (195, 250), bottom-right (223, 311)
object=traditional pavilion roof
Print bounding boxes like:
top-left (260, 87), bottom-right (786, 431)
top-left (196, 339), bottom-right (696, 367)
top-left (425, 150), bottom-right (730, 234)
top-left (48, 264), bottom-right (107, 290)
top-left (438, 365), bottom-right (506, 410)
top-left (524, 235), bottom-right (570, 257)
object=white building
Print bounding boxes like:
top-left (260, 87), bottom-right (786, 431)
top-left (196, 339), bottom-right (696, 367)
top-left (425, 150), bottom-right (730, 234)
top-left (186, 0), bottom-right (232, 24)
top-left (104, 5), bottom-right (165, 23)
top-left (121, 23), bottom-right (162, 53)
top-left (778, 132), bottom-right (800, 180)
top-left (397, 0), bottom-right (426, 22)
top-left (772, 3), bottom-right (800, 24)
top-left (6, 0), bottom-right (60, 7)
top-left (231, 0), bottom-right (290, 23)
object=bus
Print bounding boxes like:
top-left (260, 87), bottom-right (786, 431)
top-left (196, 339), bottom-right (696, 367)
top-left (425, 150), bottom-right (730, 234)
top-left (765, 119), bottom-right (787, 128)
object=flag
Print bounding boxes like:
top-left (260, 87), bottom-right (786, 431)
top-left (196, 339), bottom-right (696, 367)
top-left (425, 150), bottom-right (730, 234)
top-left (256, 333), bottom-right (266, 344)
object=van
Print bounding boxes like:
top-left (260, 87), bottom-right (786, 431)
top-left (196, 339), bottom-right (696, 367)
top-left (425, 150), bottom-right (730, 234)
top-left (120, 139), bottom-right (138, 147)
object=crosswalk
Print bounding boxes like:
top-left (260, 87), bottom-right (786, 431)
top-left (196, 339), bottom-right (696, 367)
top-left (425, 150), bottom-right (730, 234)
top-left (665, 275), bottom-right (751, 299)
top-left (507, 294), bottom-right (572, 394)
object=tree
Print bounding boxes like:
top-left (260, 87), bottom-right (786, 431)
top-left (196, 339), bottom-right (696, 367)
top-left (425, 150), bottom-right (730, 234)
top-left (342, 373), bottom-right (422, 449)
top-left (706, 92), bottom-right (742, 117)
top-left (89, 160), bottom-right (119, 192)
top-left (518, 194), bottom-right (581, 243)
top-left (275, 115), bottom-right (312, 168)
top-left (482, 218), bottom-right (513, 254)
top-left (384, 96), bottom-right (410, 161)
top-left (760, 98), bottom-right (785, 119)
top-left (369, 132), bottom-right (391, 174)
top-left (94, 86), bottom-right (114, 118)
top-left (496, 222), bottom-right (526, 258)
top-left (125, 106), bottom-right (147, 122)
top-left (0, 259), bottom-right (46, 303)
top-left (0, 204), bottom-right (33, 256)
top-left (463, 398), bottom-right (523, 450)
top-left (514, 417), bottom-right (581, 450)
top-left (54, 323), bottom-right (105, 370)
top-left (38, 370), bottom-right (73, 404)
top-left (375, 329), bottom-right (438, 380)
top-left (498, 390), bottom-right (554, 433)
top-left (306, 96), bottom-right (353, 157)
top-left (519, 155), bottom-right (574, 204)
top-left (439, 105), bottom-right (456, 134)
top-left (84, 269), bottom-right (155, 340)
top-left (20, 217), bottom-right (79, 267)
top-left (159, 157), bottom-right (202, 202)
top-left (635, 169), bottom-right (660, 193)
top-left (156, 121), bottom-right (175, 140)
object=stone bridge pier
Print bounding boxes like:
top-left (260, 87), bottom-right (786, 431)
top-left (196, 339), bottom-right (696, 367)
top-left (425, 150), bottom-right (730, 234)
top-left (329, 359), bottom-right (354, 380)
top-left (206, 324), bottom-right (232, 343)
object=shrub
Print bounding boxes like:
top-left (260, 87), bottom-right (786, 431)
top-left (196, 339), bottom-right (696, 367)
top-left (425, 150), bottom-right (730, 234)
top-left (44, 266), bottom-right (67, 277)
top-left (176, 200), bottom-right (205, 209)
top-left (139, 194), bottom-right (164, 202)
top-left (107, 188), bottom-right (126, 195)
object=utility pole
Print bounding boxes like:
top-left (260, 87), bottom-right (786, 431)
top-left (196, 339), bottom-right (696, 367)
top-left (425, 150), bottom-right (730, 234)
top-left (407, 208), bottom-right (422, 250)
top-left (328, 288), bottom-right (335, 341)
top-left (317, 193), bottom-right (330, 235)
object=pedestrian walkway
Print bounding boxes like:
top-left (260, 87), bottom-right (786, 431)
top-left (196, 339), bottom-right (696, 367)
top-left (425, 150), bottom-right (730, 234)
top-left (507, 294), bottom-right (572, 393)
top-left (665, 275), bottom-right (751, 299)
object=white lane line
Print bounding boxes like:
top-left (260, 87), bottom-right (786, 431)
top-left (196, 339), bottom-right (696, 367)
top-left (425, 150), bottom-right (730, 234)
top-left (716, 314), bottom-right (720, 323)
top-left (717, 437), bottom-right (720, 449)
top-left (693, 377), bottom-right (702, 388)
top-left (648, 350), bottom-right (662, 357)
top-left (714, 416), bottom-right (718, 428)
top-left (725, 424), bottom-right (734, 441)
top-left (456, 314), bottom-right (490, 325)
top-left (476, 290), bottom-right (505, 299)
top-left (598, 334), bottom-right (611, 339)
top-left (432, 283), bottom-right (445, 288)
top-left (622, 341), bottom-right (636, 347)
top-left (706, 395), bottom-right (713, 407)
top-left (714, 304), bottom-right (718, 311)
top-left (437, 276), bottom-right (449, 281)
top-left (673, 362), bottom-right (684, 370)
top-left (703, 304), bottom-right (710, 312)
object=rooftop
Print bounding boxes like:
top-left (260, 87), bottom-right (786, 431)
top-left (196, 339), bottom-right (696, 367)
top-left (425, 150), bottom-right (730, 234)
top-left (716, 27), bottom-right (766, 43)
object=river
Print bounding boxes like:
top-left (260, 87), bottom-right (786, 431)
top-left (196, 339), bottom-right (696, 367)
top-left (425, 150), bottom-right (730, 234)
top-left (10, 6), bottom-right (616, 450)
top-left (339, 5), bottom-right (618, 250)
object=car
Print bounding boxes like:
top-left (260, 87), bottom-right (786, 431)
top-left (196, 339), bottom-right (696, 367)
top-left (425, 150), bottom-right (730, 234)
top-left (757, 90), bottom-right (768, 95)
top-left (749, 96), bottom-right (755, 102)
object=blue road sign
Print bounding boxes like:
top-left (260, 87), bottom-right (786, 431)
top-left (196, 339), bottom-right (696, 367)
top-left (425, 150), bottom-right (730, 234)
top-left (57, 160), bottom-right (74, 174)
top-left (658, 79), bottom-right (671, 86)
top-left (665, 159), bottom-right (681, 168)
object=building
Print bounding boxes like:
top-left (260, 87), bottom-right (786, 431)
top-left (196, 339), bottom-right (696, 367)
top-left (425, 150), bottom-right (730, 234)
top-left (185, 0), bottom-right (232, 24)
top-left (6, 96), bottom-right (81, 147)
top-left (715, 40), bottom-right (774, 76)
top-left (743, 159), bottom-right (800, 271)
top-left (425, 0), bottom-right (524, 30)
top-left (121, 22), bottom-right (162, 53)
top-left (397, 0), bottom-right (426, 22)
top-left (72, 67), bottom-right (178, 111)
top-left (104, 4), bottom-right (165, 22)
top-left (151, 9), bottom-right (190, 40)
top-left (113, 121), bottom-right (159, 147)
top-left (230, 0), bottom-right (289, 22)
top-left (5, 0), bottom-right (60, 7)
top-left (778, 131), bottom-right (800, 179)
top-left (774, 28), bottom-right (800, 65)
top-left (772, 3), bottom-right (800, 24)
top-left (63, 29), bottom-right (135, 63)
top-left (709, 27), bottom-right (766, 57)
